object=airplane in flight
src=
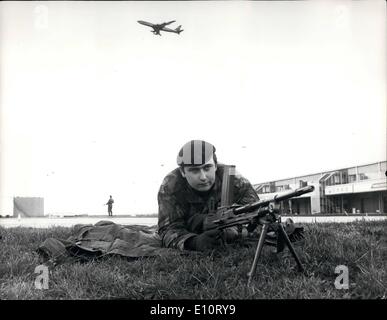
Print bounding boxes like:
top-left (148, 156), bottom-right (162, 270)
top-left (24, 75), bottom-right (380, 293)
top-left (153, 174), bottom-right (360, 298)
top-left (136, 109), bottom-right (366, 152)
top-left (137, 20), bottom-right (183, 36)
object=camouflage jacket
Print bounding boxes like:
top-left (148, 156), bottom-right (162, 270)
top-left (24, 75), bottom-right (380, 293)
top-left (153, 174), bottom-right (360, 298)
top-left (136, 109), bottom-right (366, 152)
top-left (157, 164), bottom-right (259, 250)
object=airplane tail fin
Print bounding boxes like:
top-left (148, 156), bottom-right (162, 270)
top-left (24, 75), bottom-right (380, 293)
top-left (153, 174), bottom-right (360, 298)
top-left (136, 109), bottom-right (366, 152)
top-left (175, 25), bottom-right (183, 34)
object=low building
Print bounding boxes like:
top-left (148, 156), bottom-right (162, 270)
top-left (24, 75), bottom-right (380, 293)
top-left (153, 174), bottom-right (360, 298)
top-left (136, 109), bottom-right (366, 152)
top-left (253, 161), bottom-right (386, 214)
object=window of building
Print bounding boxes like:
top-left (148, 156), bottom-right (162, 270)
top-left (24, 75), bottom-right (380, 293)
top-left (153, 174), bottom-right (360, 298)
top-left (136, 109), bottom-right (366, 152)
top-left (333, 174), bottom-right (341, 184)
top-left (358, 163), bottom-right (379, 179)
top-left (275, 184), bottom-right (291, 192)
top-left (348, 174), bottom-right (356, 183)
top-left (359, 173), bottom-right (368, 180)
top-left (262, 185), bottom-right (271, 193)
top-left (340, 170), bottom-right (348, 184)
top-left (299, 180), bottom-right (307, 187)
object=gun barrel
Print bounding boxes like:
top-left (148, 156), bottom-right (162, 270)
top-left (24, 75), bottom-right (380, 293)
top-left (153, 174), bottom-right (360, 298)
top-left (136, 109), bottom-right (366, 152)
top-left (274, 185), bottom-right (315, 202)
top-left (233, 185), bottom-right (314, 215)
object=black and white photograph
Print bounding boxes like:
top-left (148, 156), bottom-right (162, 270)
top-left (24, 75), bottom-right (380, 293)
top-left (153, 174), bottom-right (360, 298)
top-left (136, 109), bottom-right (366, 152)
top-left (0, 0), bottom-right (386, 310)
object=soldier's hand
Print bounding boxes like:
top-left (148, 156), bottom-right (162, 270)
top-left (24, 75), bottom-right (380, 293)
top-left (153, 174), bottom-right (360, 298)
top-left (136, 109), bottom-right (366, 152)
top-left (185, 229), bottom-right (223, 251)
top-left (202, 212), bottom-right (221, 231)
top-left (223, 227), bottom-right (239, 243)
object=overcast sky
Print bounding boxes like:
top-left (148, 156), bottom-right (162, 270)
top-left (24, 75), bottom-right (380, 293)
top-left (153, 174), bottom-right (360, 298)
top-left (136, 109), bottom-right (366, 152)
top-left (0, 1), bottom-right (385, 215)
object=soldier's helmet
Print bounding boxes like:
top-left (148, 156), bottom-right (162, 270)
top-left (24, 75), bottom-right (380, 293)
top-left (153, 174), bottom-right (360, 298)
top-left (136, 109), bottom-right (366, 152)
top-left (176, 140), bottom-right (216, 167)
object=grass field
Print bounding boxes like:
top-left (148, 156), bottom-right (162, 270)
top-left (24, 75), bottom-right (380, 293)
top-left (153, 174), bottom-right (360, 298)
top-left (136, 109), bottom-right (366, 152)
top-left (0, 221), bottom-right (386, 300)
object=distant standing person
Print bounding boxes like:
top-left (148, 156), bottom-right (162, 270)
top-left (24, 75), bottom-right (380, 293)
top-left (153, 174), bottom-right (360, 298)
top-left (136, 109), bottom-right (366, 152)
top-left (105, 195), bottom-right (114, 216)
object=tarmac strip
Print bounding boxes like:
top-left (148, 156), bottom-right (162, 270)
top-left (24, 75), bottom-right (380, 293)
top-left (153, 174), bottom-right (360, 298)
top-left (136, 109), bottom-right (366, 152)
top-left (0, 215), bottom-right (386, 229)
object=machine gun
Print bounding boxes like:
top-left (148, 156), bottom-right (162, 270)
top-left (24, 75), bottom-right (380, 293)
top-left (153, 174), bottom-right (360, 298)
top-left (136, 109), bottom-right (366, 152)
top-left (204, 168), bottom-right (314, 285)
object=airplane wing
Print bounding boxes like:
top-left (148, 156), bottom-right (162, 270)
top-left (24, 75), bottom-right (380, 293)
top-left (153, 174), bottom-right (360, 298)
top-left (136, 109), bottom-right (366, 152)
top-left (137, 20), bottom-right (155, 28)
top-left (160, 20), bottom-right (176, 27)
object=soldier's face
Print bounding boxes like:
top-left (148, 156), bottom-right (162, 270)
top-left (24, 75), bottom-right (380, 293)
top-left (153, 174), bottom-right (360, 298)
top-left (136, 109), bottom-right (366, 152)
top-left (181, 157), bottom-right (217, 192)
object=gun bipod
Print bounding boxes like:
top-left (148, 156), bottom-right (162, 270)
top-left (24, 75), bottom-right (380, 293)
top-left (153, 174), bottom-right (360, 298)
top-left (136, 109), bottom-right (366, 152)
top-left (246, 217), bottom-right (305, 286)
